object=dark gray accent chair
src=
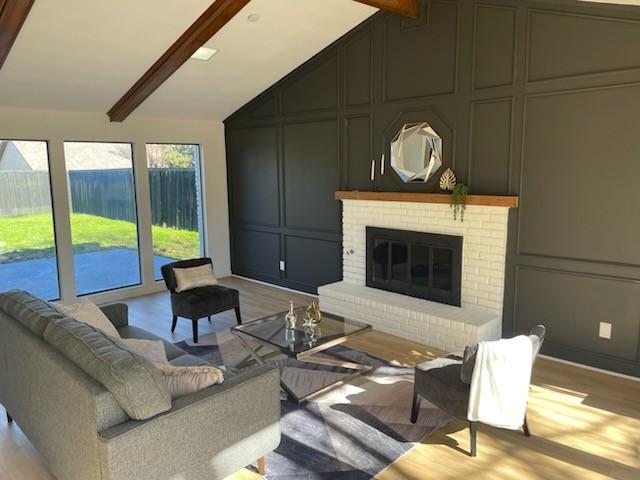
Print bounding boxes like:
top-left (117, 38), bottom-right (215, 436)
top-left (161, 258), bottom-right (242, 343)
top-left (411, 325), bottom-right (546, 457)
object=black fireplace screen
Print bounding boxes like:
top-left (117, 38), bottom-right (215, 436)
top-left (366, 227), bottom-right (462, 306)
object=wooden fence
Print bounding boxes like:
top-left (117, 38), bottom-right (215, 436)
top-left (0, 169), bottom-right (200, 231)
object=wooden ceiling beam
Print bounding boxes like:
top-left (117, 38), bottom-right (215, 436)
top-left (353, 0), bottom-right (420, 18)
top-left (0, 0), bottom-right (36, 70)
top-left (107, 0), bottom-right (250, 123)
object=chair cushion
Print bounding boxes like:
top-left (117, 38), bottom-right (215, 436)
top-left (117, 325), bottom-right (185, 361)
top-left (415, 362), bottom-right (470, 419)
top-left (44, 317), bottom-right (172, 420)
top-left (172, 285), bottom-right (239, 319)
top-left (0, 290), bottom-right (65, 337)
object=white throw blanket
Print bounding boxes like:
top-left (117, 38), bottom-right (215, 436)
top-left (467, 336), bottom-right (533, 430)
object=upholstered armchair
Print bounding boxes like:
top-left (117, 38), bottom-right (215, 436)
top-left (411, 326), bottom-right (546, 457)
top-left (161, 258), bottom-right (242, 343)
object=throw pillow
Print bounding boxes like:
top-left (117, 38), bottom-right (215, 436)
top-left (174, 264), bottom-right (218, 293)
top-left (119, 338), bottom-right (168, 365)
top-left (53, 298), bottom-right (120, 338)
top-left (156, 364), bottom-right (224, 399)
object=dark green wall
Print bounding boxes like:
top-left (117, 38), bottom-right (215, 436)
top-left (225, 0), bottom-right (640, 377)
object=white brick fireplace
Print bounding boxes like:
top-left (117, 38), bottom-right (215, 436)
top-left (319, 195), bottom-right (515, 353)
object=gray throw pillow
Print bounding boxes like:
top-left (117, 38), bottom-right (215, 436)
top-left (43, 317), bottom-right (172, 420)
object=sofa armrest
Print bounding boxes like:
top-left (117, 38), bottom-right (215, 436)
top-left (97, 365), bottom-right (281, 480)
top-left (99, 303), bottom-right (129, 328)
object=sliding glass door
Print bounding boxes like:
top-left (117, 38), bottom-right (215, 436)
top-left (63, 142), bottom-right (141, 295)
top-left (0, 140), bottom-right (60, 300)
top-left (146, 144), bottom-right (204, 279)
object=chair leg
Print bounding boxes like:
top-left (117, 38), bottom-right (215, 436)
top-left (410, 390), bottom-right (421, 423)
top-left (6, 411), bottom-right (13, 424)
top-left (235, 306), bottom-right (242, 325)
top-left (523, 414), bottom-right (531, 437)
top-left (171, 315), bottom-right (178, 333)
top-left (469, 421), bottom-right (477, 457)
top-left (192, 319), bottom-right (199, 344)
top-left (207, 315), bottom-right (211, 323)
top-left (257, 456), bottom-right (266, 476)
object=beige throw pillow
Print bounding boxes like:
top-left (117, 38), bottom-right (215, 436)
top-left (119, 338), bottom-right (224, 399)
top-left (156, 364), bottom-right (224, 399)
top-left (53, 298), bottom-right (120, 338)
top-left (174, 264), bottom-right (218, 293)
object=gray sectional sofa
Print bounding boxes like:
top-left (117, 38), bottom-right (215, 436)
top-left (0, 290), bottom-right (281, 480)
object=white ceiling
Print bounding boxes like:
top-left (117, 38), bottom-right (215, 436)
top-left (1, 0), bottom-right (638, 121)
top-left (0, 0), bottom-right (377, 121)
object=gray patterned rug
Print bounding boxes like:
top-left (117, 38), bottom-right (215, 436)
top-left (175, 330), bottom-right (453, 479)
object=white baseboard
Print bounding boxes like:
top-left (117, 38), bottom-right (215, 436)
top-left (539, 354), bottom-right (639, 383)
top-left (230, 274), bottom-right (317, 298)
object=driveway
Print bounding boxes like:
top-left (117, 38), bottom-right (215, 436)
top-left (0, 248), bottom-right (175, 300)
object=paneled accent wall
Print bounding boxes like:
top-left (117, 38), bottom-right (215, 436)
top-left (225, 0), bottom-right (640, 376)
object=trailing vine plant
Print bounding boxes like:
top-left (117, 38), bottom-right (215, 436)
top-left (450, 183), bottom-right (468, 222)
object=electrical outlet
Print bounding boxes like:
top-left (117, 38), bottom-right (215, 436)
top-left (279, 261), bottom-right (285, 272)
top-left (599, 322), bottom-right (612, 339)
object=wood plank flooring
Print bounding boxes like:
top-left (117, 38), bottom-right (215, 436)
top-left (1, 276), bottom-right (639, 479)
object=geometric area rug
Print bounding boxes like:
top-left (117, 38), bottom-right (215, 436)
top-left (175, 330), bottom-right (454, 479)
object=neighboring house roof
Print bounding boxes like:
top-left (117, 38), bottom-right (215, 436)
top-left (0, 141), bottom-right (42, 171)
top-left (0, 140), bottom-right (132, 171)
top-left (63, 143), bottom-right (132, 171)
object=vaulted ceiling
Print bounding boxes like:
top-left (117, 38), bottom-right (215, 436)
top-left (1, 0), bottom-right (639, 121)
top-left (0, 0), bottom-right (376, 120)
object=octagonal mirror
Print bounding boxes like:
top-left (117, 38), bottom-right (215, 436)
top-left (390, 122), bottom-right (442, 183)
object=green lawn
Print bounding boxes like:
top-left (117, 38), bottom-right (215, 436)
top-left (0, 213), bottom-right (200, 263)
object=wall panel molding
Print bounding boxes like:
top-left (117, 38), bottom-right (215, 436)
top-left (382, 0), bottom-right (459, 102)
top-left (472, 4), bottom-right (517, 90)
top-left (468, 96), bottom-right (514, 193)
top-left (345, 29), bottom-right (374, 106)
top-left (513, 265), bottom-right (640, 363)
top-left (517, 81), bottom-right (640, 267)
top-left (526, 8), bottom-right (640, 84)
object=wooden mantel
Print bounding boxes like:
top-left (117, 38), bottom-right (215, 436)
top-left (335, 191), bottom-right (519, 208)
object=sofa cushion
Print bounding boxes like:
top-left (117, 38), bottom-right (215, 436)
top-left (117, 325), bottom-right (185, 361)
top-left (43, 317), bottom-right (172, 420)
top-left (0, 290), bottom-right (65, 337)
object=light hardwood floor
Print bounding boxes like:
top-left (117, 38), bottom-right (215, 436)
top-left (1, 277), bottom-right (639, 480)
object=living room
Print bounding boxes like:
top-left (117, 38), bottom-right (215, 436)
top-left (0, 0), bottom-right (639, 479)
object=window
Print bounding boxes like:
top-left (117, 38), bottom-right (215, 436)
top-left (0, 140), bottom-right (60, 300)
top-left (63, 142), bottom-right (141, 295)
top-left (146, 144), bottom-right (204, 280)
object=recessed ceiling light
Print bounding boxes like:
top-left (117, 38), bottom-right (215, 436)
top-left (247, 13), bottom-right (260, 23)
top-left (191, 47), bottom-right (218, 61)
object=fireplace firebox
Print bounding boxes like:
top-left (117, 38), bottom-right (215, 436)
top-left (366, 227), bottom-right (463, 306)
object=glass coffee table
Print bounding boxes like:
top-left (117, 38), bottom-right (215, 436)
top-left (231, 307), bottom-right (372, 404)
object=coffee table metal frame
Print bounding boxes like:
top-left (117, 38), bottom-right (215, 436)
top-left (231, 312), bottom-right (373, 404)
